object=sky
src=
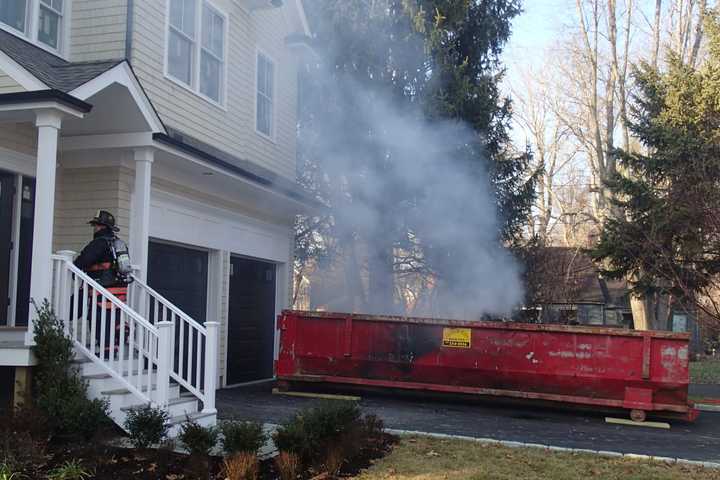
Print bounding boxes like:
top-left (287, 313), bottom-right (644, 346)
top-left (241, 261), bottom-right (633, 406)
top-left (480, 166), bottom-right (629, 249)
top-left (502, 0), bottom-right (568, 87)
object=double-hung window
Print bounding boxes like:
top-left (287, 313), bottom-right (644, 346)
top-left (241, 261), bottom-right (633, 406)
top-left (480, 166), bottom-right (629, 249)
top-left (38, 0), bottom-right (63, 49)
top-left (256, 52), bottom-right (275, 138)
top-left (167, 0), bottom-right (226, 105)
top-left (0, 0), bottom-right (65, 52)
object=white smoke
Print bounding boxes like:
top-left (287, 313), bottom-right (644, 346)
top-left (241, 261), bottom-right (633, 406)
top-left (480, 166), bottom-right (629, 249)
top-left (301, 25), bottom-right (525, 320)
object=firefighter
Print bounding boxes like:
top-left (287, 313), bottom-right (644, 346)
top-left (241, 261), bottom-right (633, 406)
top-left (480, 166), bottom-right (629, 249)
top-left (74, 210), bottom-right (131, 358)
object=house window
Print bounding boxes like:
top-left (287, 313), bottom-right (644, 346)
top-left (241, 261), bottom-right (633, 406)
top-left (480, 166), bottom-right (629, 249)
top-left (168, 0), bottom-right (196, 86)
top-left (0, 0), bottom-right (66, 53)
top-left (38, 0), bottom-right (63, 49)
top-left (0, 1), bottom-right (27, 33)
top-left (256, 52), bottom-right (274, 137)
top-left (166, 0), bottom-right (226, 105)
top-left (200, 4), bottom-right (224, 102)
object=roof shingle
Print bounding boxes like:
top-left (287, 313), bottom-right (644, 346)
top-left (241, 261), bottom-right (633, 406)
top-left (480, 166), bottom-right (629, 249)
top-left (0, 29), bottom-right (121, 92)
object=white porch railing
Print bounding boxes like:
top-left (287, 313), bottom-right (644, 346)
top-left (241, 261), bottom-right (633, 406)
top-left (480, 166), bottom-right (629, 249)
top-left (127, 277), bottom-right (217, 413)
top-left (50, 253), bottom-right (217, 413)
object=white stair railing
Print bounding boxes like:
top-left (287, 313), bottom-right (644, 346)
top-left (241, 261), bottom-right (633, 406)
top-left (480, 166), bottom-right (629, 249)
top-left (50, 253), bottom-right (170, 407)
top-left (127, 276), bottom-right (218, 414)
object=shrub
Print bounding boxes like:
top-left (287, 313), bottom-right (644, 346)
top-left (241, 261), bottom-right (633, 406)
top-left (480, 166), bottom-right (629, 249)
top-left (272, 401), bottom-right (362, 468)
top-left (178, 418), bottom-right (219, 457)
top-left (47, 460), bottom-right (91, 480)
top-left (32, 301), bottom-right (110, 440)
top-left (220, 420), bottom-right (267, 455)
top-left (0, 463), bottom-right (21, 480)
top-left (274, 452), bottom-right (300, 480)
top-left (222, 452), bottom-right (259, 480)
top-left (124, 405), bottom-right (170, 449)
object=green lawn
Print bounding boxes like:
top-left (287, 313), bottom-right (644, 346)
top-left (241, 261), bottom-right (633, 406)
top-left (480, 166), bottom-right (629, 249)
top-left (690, 359), bottom-right (720, 385)
top-left (353, 436), bottom-right (720, 480)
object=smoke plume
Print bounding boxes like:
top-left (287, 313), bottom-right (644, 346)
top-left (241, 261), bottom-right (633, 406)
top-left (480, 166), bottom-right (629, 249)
top-left (300, 10), bottom-right (525, 320)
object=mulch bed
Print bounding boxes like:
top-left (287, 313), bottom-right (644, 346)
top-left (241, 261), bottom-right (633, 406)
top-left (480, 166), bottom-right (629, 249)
top-left (32, 433), bottom-right (397, 479)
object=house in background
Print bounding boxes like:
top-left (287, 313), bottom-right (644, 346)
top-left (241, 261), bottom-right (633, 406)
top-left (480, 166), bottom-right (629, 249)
top-left (525, 247), bottom-right (702, 350)
top-left (0, 0), bottom-right (314, 429)
top-left (525, 247), bottom-right (633, 327)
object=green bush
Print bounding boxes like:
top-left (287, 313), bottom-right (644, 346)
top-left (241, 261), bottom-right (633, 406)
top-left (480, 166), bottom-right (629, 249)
top-left (47, 460), bottom-right (91, 480)
top-left (0, 462), bottom-right (22, 480)
top-left (220, 420), bottom-right (267, 455)
top-left (272, 401), bottom-right (364, 468)
top-left (124, 405), bottom-right (170, 449)
top-left (179, 418), bottom-right (219, 457)
top-left (32, 301), bottom-right (110, 440)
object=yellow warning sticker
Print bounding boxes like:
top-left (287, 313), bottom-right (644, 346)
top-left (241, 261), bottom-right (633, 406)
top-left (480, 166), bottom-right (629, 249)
top-left (442, 328), bottom-right (471, 348)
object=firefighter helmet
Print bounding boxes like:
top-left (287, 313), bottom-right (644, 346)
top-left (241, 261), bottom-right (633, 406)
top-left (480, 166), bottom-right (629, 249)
top-left (88, 210), bottom-right (119, 232)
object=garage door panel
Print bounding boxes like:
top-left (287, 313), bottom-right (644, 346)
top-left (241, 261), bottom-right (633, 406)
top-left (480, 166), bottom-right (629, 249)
top-left (147, 242), bottom-right (209, 324)
top-left (227, 256), bottom-right (276, 384)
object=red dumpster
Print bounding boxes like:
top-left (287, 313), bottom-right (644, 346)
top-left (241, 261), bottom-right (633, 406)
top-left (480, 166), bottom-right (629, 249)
top-left (276, 310), bottom-right (699, 422)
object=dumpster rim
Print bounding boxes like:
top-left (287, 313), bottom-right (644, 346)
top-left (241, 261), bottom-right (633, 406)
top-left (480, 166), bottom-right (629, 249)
top-left (281, 310), bottom-right (692, 340)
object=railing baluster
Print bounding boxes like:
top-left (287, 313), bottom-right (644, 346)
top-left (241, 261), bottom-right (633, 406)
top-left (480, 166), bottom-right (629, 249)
top-left (72, 275), bottom-right (80, 339)
top-left (179, 318), bottom-right (185, 381)
top-left (195, 326), bottom-right (201, 387)
top-left (99, 298), bottom-right (106, 360)
top-left (90, 289), bottom-right (98, 355)
top-left (146, 328), bottom-right (154, 397)
top-left (52, 260), bottom-right (61, 312)
top-left (80, 284), bottom-right (88, 347)
top-left (109, 303), bottom-right (117, 368)
top-left (128, 315), bottom-right (135, 385)
top-left (118, 311), bottom-right (126, 378)
top-left (137, 325), bottom-right (144, 392)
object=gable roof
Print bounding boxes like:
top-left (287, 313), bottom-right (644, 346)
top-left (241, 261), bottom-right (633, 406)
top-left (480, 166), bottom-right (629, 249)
top-left (0, 29), bottom-right (121, 92)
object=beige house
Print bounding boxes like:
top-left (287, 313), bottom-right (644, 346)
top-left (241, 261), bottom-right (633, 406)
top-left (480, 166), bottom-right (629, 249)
top-left (0, 0), bottom-right (314, 431)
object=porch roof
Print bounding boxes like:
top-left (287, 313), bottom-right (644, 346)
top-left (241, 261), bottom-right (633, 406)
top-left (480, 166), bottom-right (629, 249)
top-left (0, 29), bottom-right (121, 92)
top-left (0, 89), bottom-right (92, 113)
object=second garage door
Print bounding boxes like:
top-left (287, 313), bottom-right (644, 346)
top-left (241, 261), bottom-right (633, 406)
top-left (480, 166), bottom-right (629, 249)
top-left (226, 256), bottom-right (276, 385)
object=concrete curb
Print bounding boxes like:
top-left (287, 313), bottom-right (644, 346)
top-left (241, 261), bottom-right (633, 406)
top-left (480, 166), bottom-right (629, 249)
top-left (696, 403), bottom-right (720, 412)
top-left (385, 428), bottom-right (720, 469)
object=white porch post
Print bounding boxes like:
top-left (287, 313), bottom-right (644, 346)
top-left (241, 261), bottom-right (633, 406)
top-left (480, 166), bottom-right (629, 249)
top-left (25, 110), bottom-right (63, 345)
top-left (131, 148), bottom-right (154, 281)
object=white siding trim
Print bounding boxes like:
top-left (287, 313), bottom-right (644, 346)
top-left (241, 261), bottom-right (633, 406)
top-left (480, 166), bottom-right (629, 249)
top-left (0, 49), bottom-right (48, 91)
top-left (0, 146), bottom-right (36, 177)
top-left (148, 188), bottom-right (293, 262)
top-left (69, 62), bottom-right (166, 133)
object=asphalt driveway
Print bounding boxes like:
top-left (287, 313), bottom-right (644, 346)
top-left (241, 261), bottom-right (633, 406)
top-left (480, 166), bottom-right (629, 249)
top-left (217, 382), bottom-right (720, 463)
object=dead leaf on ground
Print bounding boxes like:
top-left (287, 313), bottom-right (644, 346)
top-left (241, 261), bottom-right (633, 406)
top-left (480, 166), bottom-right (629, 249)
top-left (426, 450), bottom-right (440, 457)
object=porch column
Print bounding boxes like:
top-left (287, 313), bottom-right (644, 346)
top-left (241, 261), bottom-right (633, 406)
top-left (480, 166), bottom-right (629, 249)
top-left (26, 110), bottom-right (63, 345)
top-left (131, 148), bottom-right (154, 281)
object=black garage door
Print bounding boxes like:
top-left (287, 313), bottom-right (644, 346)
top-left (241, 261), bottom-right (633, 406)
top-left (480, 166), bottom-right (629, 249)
top-left (226, 256), bottom-right (276, 385)
top-left (147, 242), bottom-right (208, 324)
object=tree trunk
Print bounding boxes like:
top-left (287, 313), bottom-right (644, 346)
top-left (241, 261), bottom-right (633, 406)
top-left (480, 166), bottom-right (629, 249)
top-left (690, 0), bottom-right (706, 67)
top-left (652, 0), bottom-right (662, 68)
top-left (630, 293), bottom-right (651, 330)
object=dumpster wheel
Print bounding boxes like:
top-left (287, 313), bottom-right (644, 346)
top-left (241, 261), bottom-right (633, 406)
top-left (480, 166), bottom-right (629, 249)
top-left (630, 409), bottom-right (647, 422)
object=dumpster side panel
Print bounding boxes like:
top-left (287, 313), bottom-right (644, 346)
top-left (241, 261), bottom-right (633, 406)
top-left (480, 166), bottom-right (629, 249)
top-left (276, 311), bottom-right (693, 417)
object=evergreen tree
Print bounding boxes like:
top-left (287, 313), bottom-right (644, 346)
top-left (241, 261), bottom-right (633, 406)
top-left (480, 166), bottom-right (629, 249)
top-left (296, 1), bottom-right (534, 314)
top-left (592, 14), bottom-right (720, 329)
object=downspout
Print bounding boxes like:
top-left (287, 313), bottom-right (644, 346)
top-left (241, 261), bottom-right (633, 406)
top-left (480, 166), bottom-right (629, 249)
top-left (124, 0), bottom-right (134, 62)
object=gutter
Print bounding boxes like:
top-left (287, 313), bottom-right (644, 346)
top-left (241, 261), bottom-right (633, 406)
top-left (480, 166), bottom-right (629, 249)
top-left (125, 0), bottom-right (134, 63)
top-left (152, 132), bottom-right (323, 209)
top-left (0, 89), bottom-right (93, 113)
